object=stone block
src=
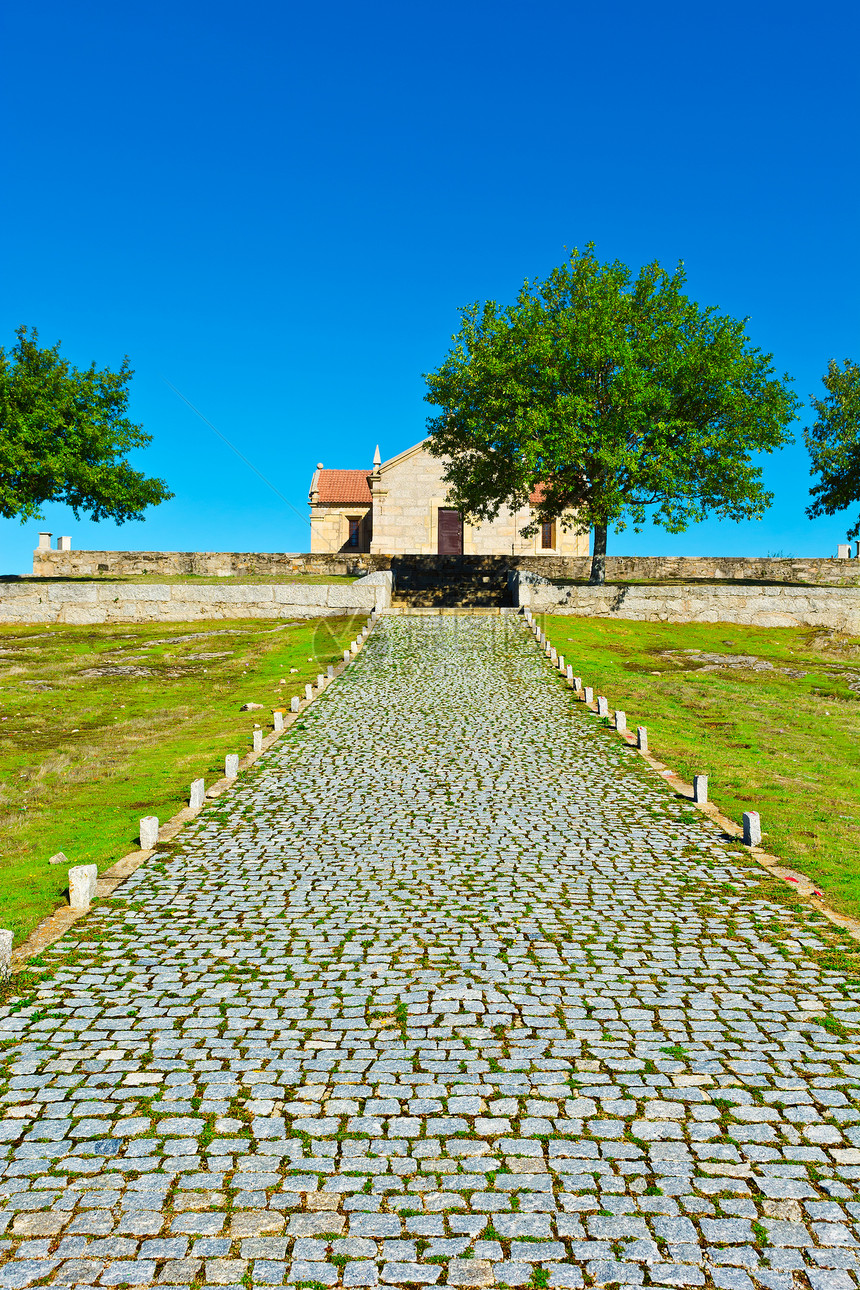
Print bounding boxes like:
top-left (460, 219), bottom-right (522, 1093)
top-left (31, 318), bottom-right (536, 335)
top-left (327, 665), bottom-right (334, 678)
top-left (139, 816), bottom-right (159, 849)
top-left (743, 811), bottom-right (761, 846)
top-left (637, 726), bottom-right (647, 751)
top-left (305, 683), bottom-right (313, 700)
top-left (253, 730), bottom-right (263, 753)
top-left (291, 697), bottom-right (300, 712)
top-left (584, 686), bottom-right (593, 704)
top-left (49, 851), bottom-right (68, 866)
top-left (597, 696), bottom-right (608, 717)
top-left (225, 754), bottom-right (239, 779)
top-left (693, 775), bottom-right (708, 804)
top-left (190, 779), bottom-right (205, 810)
top-left (573, 675), bottom-right (581, 690)
top-left (69, 864), bottom-right (98, 910)
top-left (273, 711), bottom-right (284, 731)
top-left (0, 928), bottom-right (12, 979)
top-left (615, 710), bottom-right (626, 733)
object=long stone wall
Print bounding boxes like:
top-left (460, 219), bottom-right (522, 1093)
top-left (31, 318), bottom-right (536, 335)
top-left (32, 547), bottom-right (860, 585)
top-left (516, 577), bottom-right (860, 632)
top-left (0, 576), bottom-right (392, 625)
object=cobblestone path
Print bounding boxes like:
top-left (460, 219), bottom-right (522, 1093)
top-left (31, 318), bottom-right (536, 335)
top-left (2, 615), bottom-right (860, 1290)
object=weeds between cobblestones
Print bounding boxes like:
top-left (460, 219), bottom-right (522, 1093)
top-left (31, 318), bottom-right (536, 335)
top-left (0, 615), bottom-right (859, 1290)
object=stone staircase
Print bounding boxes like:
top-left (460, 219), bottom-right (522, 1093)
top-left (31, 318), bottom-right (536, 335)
top-left (390, 556), bottom-right (512, 610)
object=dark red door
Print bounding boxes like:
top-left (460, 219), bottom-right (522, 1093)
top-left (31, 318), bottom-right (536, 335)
top-left (437, 508), bottom-right (463, 554)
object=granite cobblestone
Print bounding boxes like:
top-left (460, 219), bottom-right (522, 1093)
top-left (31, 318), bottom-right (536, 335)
top-left (0, 615), bottom-right (859, 1288)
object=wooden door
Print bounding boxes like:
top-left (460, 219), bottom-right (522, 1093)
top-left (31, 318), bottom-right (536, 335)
top-left (437, 508), bottom-right (463, 554)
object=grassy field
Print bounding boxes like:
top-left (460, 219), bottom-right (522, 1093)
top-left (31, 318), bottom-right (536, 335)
top-left (0, 614), bottom-right (365, 945)
top-left (542, 614), bottom-right (860, 918)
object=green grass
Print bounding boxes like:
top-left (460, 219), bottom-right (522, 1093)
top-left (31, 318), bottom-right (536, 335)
top-left (0, 614), bottom-right (365, 945)
top-left (542, 614), bottom-right (860, 917)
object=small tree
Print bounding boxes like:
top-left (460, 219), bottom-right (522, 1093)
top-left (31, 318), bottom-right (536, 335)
top-left (805, 359), bottom-right (860, 539)
top-left (424, 246), bottom-right (799, 582)
top-left (0, 326), bottom-right (173, 524)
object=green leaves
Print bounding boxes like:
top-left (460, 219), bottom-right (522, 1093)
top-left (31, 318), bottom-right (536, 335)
top-left (805, 358), bottom-right (860, 539)
top-left (424, 245), bottom-right (799, 580)
top-left (0, 325), bottom-right (173, 523)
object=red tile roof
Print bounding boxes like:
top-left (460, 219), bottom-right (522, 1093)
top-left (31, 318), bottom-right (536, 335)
top-left (314, 469), bottom-right (372, 506)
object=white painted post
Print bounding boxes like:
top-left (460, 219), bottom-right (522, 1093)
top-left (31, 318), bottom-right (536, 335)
top-left (253, 730), bottom-right (263, 753)
top-left (743, 811), bottom-right (762, 846)
top-left (584, 686), bottom-right (594, 704)
top-left (0, 929), bottom-right (13, 980)
top-left (549, 647), bottom-right (557, 663)
top-left (350, 640), bottom-right (358, 654)
top-left (304, 683), bottom-right (313, 701)
top-left (273, 710), bottom-right (284, 731)
top-left (558, 655), bottom-right (565, 671)
top-left (69, 865), bottom-right (97, 911)
top-left (343, 649), bottom-right (350, 663)
top-left (291, 696), bottom-right (300, 712)
top-left (317, 673), bottom-right (325, 688)
top-left (615, 710), bottom-right (626, 733)
top-left (566, 665), bottom-right (573, 682)
top-left (139, 816), bottom-right (159, 849)
top-left (190, 779), bottom-right (205, 810)
top-left (225, 754), bottom-right (239, 779)
top-left (327, 665), bottom-right (335, 679)
top-left (573, 676), bottom-right (582, 690)
top-left (597, 696), bottom-right (608, 717)
top-left (637, 726), bottom-right (648, 751)
top-left (693, 775), bottom-right (708, 804)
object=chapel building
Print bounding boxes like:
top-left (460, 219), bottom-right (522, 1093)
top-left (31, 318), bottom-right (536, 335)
top-left (308, 439), bottom-right (587, 557)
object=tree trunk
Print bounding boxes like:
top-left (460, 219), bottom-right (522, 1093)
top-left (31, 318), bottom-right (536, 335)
top-left (589, 523), bottom-right (607, 584)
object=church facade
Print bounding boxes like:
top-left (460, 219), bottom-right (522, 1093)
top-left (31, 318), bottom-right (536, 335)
top-left (308, 439), bottom-right (587, 557)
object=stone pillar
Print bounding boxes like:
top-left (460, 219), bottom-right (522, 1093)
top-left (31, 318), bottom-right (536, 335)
top-left (37, 532), bottom-right (52, 550)
top-left (273, 711), bottom-right (284, 731)
top-left (225, 754), bottom-right (239, 779)
top-left (637, 726), bottom-right (647, 751)
top-left (253, 729), bottom-right (263, 753)
top-left (139, 816), bottom-right (159, 849)
top-left (57, 536), bottom-right (72, 551)
top-left (69, 865), bottom-right (98, 911)
top-left (743, 811), bottom-right (761, 846)
top-left (190, 779), bottom-right (205, 810)
top-left (693, 775), bottom-right (708, 804)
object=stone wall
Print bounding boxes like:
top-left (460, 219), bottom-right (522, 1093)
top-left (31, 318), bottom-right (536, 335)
top-left (32, 549), bottom-right (387, 579)
top-left (0, 575), bottom-right (392, 625)
top-left (515, 577), bottom-right (860, 632)
top-left (32, 547), bottom-right (860, 585)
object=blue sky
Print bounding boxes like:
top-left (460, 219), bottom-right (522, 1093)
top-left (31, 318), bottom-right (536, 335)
top-left (1, 0), bottom-right (858, 573)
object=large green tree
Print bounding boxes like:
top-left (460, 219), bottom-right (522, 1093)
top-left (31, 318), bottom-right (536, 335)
top-left (0, 326), bottom-right (172, 524)
top-left (424, 246), bottom-right (799, 582)
top-left (805, 359), bottom-right (860, 538)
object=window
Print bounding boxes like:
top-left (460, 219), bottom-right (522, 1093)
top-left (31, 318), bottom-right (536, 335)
top-left (541, 520), bottom-right (555, 549)
top-left (347, 517), bottom-right (361, 548)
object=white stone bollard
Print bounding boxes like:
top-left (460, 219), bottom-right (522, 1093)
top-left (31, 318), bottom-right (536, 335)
top-left (253, 730), bottom-right (263, 753)
top-left (584, 686), bottom-right (593, 704)
top-left (273, 710), bottom-right (284, 731)
top-left (597, 696), bottom-right (608, 717)
top-left (327, 665), bottom-right (334, 679)
top-left (558, 655), bottom-right (565, 671)
top-left (0, 929), bottom-right (13, 980)
top-left (190, 779), bottom-right (205, 810)
top-left (615, 710), bottom-right (626, 733)
top-left (573, 676), bottom-right (582, 691)
top-left (225, 754), bottom-right (239, 779)
top-left (549, 647), bottom-right (557, 662)
top-left (637, 725), bottom-right (648, 751)
top-left (69, 865), bottom-right (97, 911)
top-left (743, 811), bottom-right (762, 846)
top-left (693, 775), bottom-right (708, 805)
top-left (350, 640), bottom-right (358, 654)
top-left (343, 649), bottom-right (350, 663)
top-left (566, 665), bottom-right (573, 682)
top-left (305, 683), bottom-right (313, 701)
top-left (139, 816), bottom-right (159, 849)
top-left (317, 674), bottom-right (325, 689)
top-left (291, 696), bottom-right (300, 712)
